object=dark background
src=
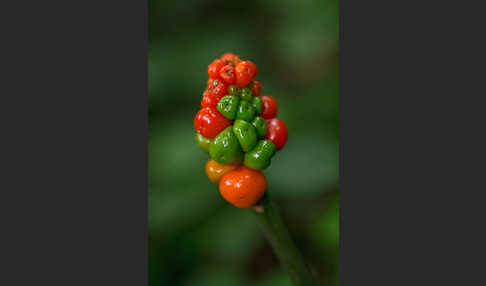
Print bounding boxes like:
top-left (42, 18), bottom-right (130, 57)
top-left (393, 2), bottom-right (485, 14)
top-left (149, 0), bottom-right (339, 285)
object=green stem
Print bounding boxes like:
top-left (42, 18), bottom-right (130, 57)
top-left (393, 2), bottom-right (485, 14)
top-left (252, 193), bottom-right (315, 286)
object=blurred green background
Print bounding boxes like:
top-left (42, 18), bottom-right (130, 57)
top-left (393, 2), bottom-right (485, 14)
top-left (149, 0), bottom-right (338, 285)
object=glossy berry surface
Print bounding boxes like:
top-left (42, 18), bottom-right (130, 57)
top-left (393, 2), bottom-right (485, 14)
top-left (219, 65), bottom-right (236, 85)
top-left (205, 159), bottom-right (239, 184)
top-left (227, 85), bottom-right (241, 96)
top-left (233, 119), bottom-right (258, 152)
top-left (209, 126), bottom-right (244, 164)
top-left (201, 90), bottom-right (221, 108)
top-left (220, 52), bottom-right (241, 66)
top-left (261, 95), bottom-right (278, 119)
top-left (219, 166), bottom-right (267, 208)
top-left (251, 116), bottom-right (267, 139)
top-left (194, 107), bottom-right (232, 139)
top-left (235, 100), bottom-right (256, 122)
top-left (265, 118), bottom-right (288, 151)
top-left (240, 87), bottom-right (253, 101)
top-left (208, 59), bottom-right (225, 79)
top-left (235, 61), bottom-right (257, 87)
top-left (207, 79), bottom-right (227, 99)
top-left (251, 96), bottom-right (263, 115)
top-left (195, 132), bottom-right (212, 152)
top-left (216, 95), bottom-right (240, 120)
top-left (249, 80), bottom-right (262, 97)
top-left (243, 140), bottom-right (276, 170)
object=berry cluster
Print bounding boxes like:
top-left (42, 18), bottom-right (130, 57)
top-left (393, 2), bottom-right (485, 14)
top-left (194, 53), bottom-right (288, 208)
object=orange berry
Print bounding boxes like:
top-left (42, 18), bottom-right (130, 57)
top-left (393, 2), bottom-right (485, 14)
top-left (205, 160), bottom-right (239, 184)
top-left (219, 166), bottom-right (267, 208)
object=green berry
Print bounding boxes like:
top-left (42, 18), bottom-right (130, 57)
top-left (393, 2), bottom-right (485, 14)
top-left (243, 140), bottom-right (276, 170)
top-left (217, 95), bottom-right (240, 120)
top-left (233, 120), bottom-right (258, 152)
top-left (251, 96), bottom-right (263, 115)
top-left (195, 132), bottom-right (211, 153)
top-left (227, 85), bottom-right (241, 96)
top-left (209, 127), bottom-right (243, 165)
top-left (236, 100), bottom-right (256, 122)
top-left (241, 87), bottom-right (253, 101)
top-left (251, 116), bottom-right (268, 139)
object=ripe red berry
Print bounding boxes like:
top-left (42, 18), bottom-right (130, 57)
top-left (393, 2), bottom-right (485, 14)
top-left (246, 61), bottom-right (257, 77)
top-left (194, 107), bottom-right (232, 139)
top-left (249, 80), bottom-right (262, 97)
top-left (235, 61), bottom-right (257, 87)
top-left (261, 95), bottom-right (278, 119)
top-left (220, 53), bottom-right (241, 66)
top-left (208, 59), bottom-right (225, 79)
top-left (219, 65), bottom-right (236, 85)
top-left (265, 118), bottom-right (288, 151)
top-left (201, 90), bottom-right (221, 108)
top-left (207, 79), bottom-right (227, 99)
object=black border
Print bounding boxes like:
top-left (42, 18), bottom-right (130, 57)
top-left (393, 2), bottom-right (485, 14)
top-left (1, 1), bottom-right (147, 285)
top-left (340, 0), bottom-right (486, 285)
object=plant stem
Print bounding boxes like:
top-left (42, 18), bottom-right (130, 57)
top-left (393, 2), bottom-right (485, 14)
top-left (252, 193), bottom-right (315, 286)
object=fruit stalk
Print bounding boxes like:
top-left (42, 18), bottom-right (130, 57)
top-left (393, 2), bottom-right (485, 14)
top-left (252, 194), bottom-right (315, 286)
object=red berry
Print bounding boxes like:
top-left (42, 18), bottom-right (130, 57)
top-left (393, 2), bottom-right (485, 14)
top-left (207, 79), bottom-right (227, 99)
top-left (201, 90), bottom-right (221, 108)
top-left (194, 107), bottom-right (231, 139)
top-left (249, 80), bottom-right (262, 97)
top-left (261, 95), bottom-right (277, 119)
top-left (219, 65), bottom-right (236, 85)
top-left (235, 61), bottom-right (257, 87)
top-left (220, 53), bottom-right (241, 66)
top-left (208, 59), bottom-right (225, 79)
top-left (246, 61), bottom-right (257, 77)
top-left (265, 118), bottom-right (288, 151)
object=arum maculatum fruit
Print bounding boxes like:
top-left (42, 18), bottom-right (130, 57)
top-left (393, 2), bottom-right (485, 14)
top-left (243, 140), bottom-right (276, 170)
top-left (194, 53), bottom-right (288, 208)
top-left (209, 126), bottom-right (243, 165)
top-left (251, 116), bottom-right (267, 139)
top-left (195, 132), bottom-right (211, 152)
top-left (251, 96), bottom-right (263, 115)
top-left (235, 100), bottom-right (256, 122)
top-left (227, 85), bottom-right (241, 96)
top-left (233, 119), bottom-right (257, 152)
top-left (240, 87), bottom-right (253, 101)
top-left (217, 95), bottom-right (240, 120)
